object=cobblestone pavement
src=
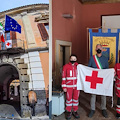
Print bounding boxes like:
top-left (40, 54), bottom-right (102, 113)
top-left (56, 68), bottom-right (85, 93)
top-left (0, 115), bottom-right (49, 120)
top-left (0, 101), bottom-right (49, 120)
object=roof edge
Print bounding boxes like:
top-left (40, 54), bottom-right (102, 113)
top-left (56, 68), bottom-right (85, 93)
top-left (0, 3), bottom-right (49, 13)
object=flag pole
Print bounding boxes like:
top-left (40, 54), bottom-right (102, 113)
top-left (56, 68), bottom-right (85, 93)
top-left (4, 14), bottom-right (6, 50)
top-left (87, 26), bottom-right (102, 61)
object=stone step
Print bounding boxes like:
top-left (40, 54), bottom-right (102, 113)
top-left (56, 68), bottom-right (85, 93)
top-left (17, 64), bottom-right (28, 69)
top-left (0, 104), bottom-right (21, 119)
top-left (21, 75), bottom-right (29, 82)
top-left (21, 82), bottom-right (29, 89)
top-left (20, 69), bottom-right (27, 75)
top-left (21, 97), bottom-right (28, 105)
top-left (15, 59), bottom-right (24, 64)
top-left (21, 90), bottom-right (29, 97)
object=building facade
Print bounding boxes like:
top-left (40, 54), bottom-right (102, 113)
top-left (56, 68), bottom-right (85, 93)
top-left (0, 4), bottom-right (49, 118)
top-left (52, 0), bottom-right (120, 88)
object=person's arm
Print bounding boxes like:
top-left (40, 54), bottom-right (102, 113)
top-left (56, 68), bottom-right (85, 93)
top-left (61, 65), bottom-right (67, 92)
top-left (34, 93), bottom-right (37, 103)
top-left (105, 58), bottom-right (109, 69)
top-left (88, 57), bottom-right (92, 67)
top-left (114, 63), bottom-right (117, 76)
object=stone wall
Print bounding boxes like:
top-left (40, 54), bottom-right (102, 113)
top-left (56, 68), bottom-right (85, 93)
top-left (20, 51), bottom-right (47, 117)
top-left (0, 51), bottom-right (47, 118)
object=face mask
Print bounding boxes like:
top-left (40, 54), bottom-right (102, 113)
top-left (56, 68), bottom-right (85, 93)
top-left (96, 49), bottom-right (102, 54)
top-left (70, 61), bottom-right (76, 64)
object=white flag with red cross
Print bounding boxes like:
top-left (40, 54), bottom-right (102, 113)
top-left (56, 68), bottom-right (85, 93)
top-left (5, 40), bottom-right (12, 48)
top-left (77, 64), bottom-right (114, 96)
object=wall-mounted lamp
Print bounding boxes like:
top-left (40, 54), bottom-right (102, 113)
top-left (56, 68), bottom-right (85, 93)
top-left (62, 14), bottom-right (73, 19)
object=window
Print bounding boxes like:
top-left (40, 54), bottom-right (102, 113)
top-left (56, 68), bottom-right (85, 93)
top-left (44, 23), bottom-right (49, 35)
top-left (5, 31), bottom-right (16, 41)
top-left (37, 23), bottom-right (49, 41)
top-left (1, 31), bottom-right (16, 50)
top-left (6, 32), bottom-right (10, 40)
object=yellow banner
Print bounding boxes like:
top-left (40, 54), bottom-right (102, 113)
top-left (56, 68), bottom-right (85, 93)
top-left (92, 36), bottom-right (116, 68)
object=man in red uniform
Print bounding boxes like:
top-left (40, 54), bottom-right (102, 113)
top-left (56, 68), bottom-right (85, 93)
top-left (62, 54), bottom-right (80, 120)
top-left (114, 63), bottom-right (120, 119)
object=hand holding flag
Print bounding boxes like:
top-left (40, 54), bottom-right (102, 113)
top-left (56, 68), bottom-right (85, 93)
top-left (77, 64), bottom-right (114, 96)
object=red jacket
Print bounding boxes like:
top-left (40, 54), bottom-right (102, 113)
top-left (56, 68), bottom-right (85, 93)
top-left (62, 62), bottom-right (78, 90)
top-left (114, 63), bottom-right (120, 78)
top-left (114, 63), bottom-right (120, 97)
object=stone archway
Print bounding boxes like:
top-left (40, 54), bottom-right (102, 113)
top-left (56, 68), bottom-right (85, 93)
top-left (0, 56), bottom-right (31, 118)
top-left (0, 51), bottom-right (48, 118)
top-left (0, 63), bottom-right (20, 117)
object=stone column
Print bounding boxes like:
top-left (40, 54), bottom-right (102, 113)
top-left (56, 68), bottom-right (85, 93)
top-left (21, 12), bottom-right (36, 48)
top-left (14, 83), bottom-right (18, 96)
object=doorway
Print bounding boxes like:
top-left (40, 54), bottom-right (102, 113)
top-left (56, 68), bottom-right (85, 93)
top-left (0, 64), bottom-right (21, 117)
top-left (54, 40), bottom-right (72, 88)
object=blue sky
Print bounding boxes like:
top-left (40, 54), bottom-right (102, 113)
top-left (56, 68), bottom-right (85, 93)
top-left (0, 0), bottom-right (49, 12)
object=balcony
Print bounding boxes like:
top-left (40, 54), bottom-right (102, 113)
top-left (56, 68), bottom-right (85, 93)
top-left (0, 39), bottom-right (25, 55)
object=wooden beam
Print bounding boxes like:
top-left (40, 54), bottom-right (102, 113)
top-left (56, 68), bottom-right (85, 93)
top-left (79, 0), bottom-right (120, 4)
top-left (78, 0), bottom-right (83, 4)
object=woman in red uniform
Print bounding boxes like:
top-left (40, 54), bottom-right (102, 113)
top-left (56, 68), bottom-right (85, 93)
top-left (114, 63), bottom-right (120, 119)
top-left (62, 54), bottom-right (80, 120)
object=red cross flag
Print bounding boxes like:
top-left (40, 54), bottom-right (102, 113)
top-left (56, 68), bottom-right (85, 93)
top-left (77, 64), bottom-right (114, 96)
top-left (5, 40), bottom-right (12, 48)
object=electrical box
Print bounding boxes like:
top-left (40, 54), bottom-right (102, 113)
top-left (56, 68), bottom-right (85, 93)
top-left (52, 91), bottom-right (65, 116)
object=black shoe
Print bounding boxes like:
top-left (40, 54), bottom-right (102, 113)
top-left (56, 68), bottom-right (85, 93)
top-left (88, 110), bottom-right (95, 118)
top-left (72, 111), bottom-right (80, 119)
top-left (116, 113), bottom-right (120, 119)
top-left (32, 114), bottom-right (35, 116)
top-left (66, 112), bottom-right (72, 120)
top-left (102, 109), bottom-right (108, 118)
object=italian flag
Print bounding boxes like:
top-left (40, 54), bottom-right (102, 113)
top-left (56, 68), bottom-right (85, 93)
top-left (0, 22), bottom-right (5, 42)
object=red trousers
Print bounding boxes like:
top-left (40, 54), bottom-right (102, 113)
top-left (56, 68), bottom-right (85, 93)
top-left (66, 88), bottom-right (80, 112)
top-left (115, 79), bottom-right (120, 97)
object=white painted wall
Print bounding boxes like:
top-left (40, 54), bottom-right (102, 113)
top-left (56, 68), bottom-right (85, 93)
top-left (102, 15), bottom-right (120, 50)
top-left (21, 51), bottom-right (45, 90)
top-left (102, 15), bottom-right (120, 32)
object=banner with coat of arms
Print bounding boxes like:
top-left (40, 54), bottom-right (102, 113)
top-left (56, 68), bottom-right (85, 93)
top-left (89, 28), bottom-right (120, 68)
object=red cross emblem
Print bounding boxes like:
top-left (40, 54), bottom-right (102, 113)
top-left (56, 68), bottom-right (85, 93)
top-left (6, 42), bottom-right (11, 46)
top-left (85, 71), bottom-right (103, 89)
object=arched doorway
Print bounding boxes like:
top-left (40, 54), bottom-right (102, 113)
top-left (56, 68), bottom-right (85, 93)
top-left (9, 79), bottom-right (20, 101)
top-left (0, 63), bottom-right (21, 117)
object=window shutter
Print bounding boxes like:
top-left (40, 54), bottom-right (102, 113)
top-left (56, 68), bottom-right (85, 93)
top-left (10, 31), bottom-right (17, 47)
top-left (5, 32), bottom-right (10, 41)
top-left (10, 31), bottom-right (16, 40)
top-left (37, 23), bottom-right (48, 41)
top-left (5, 33), bottom-right (7, 41)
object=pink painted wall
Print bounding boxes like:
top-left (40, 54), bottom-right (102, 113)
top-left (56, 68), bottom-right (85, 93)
top-left (81, 3), bottom-right (120, 63)
top-left (52, 0), bottom-right (82, 70)
top-left (52, 1), bottom-right (120, 71)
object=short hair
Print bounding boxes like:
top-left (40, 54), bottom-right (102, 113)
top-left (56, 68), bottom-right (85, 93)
top-left (70, 54), bottom-right (77, 59)
top-left (96, 44), bottom-right (102, 48)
